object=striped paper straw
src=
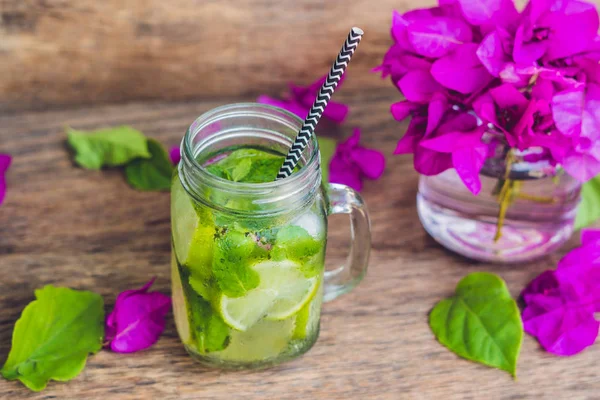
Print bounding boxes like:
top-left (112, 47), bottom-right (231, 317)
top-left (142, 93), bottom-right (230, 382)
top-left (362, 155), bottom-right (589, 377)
top-left (276, 27), bottom-right (364, 180)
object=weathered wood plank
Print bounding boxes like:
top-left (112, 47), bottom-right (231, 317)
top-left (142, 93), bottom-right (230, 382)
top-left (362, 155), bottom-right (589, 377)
top-left (0, 92), bottom-right (598, 399)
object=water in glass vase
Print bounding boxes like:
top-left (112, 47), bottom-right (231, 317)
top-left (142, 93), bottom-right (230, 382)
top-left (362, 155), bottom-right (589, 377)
top-left (171, 147), bottom-right (326, 368)
top-left (417, 157), bottom-right (581, 263)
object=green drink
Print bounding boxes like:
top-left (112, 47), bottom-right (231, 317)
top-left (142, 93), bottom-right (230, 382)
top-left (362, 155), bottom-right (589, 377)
top-left (172, 104), bottom-right (371, 369)
top-left (171, 148), bottom-right (326, 368)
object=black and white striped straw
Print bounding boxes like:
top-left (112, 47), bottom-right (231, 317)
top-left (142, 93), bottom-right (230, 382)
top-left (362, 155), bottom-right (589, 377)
top-left (276, 27), bottom-right (364, 180)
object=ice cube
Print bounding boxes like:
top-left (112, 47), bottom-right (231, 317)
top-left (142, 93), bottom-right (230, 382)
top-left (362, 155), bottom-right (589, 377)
top-left (292, 212), bottom-right (323, 238)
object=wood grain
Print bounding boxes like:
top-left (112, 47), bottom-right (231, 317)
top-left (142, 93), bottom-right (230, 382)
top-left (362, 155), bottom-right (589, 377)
top-left (1, 91), bottom-right (599, 399)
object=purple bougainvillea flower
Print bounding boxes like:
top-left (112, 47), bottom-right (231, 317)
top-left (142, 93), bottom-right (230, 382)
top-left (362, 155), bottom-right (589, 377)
top-left (420, 126), bottom-right (488, 194)
top-left (456, 0), bottom-right (519, 31)
top-left (406, 16), bottom-right (473, 58)
top-left (522, 230), bottom-right (600, 356)
top-left (398, 70), bottom-right (443, 103)
top-left (514, 0), bottom-right (599, 64)
top-left (554, 229), bottom-right (600, 311)
top-left (170, 146), bottom-right (181, 165)
top-left (431, 43), bottom-right (494, 94)
top-left (258, 75), bottom-right (349, 123)
top-left (0, 154), bottom-right (11, 206)
top-left (105, 278), bottom-right (172, 353)
top-left (330, 128), bottom-right (386, 191)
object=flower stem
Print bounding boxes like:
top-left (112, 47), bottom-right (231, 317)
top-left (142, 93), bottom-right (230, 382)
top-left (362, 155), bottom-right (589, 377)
top-left (516, 193), bottom-right (555, 203)
top-left (494, 151), bottom-right (517, 242)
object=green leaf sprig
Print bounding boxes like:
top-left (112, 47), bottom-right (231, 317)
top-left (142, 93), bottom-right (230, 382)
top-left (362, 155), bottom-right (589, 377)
top-left (1, 286), bottom-right (104, 391)
top-left (67, 126), bottom-right (173, 191)
top-left (429, 272), bottom-right (523, 377)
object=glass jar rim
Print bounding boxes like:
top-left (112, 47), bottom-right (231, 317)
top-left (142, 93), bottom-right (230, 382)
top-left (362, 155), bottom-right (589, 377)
top-left (179, 103), bottom-right (322, 216)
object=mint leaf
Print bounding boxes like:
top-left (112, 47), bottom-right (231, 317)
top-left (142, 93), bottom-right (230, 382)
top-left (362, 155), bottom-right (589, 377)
top-left (1, 286), bottom-right (104, 391)
top-left (212, 230), bottom-right (266, 297)
top-left (125, 139), bottom-right (173, 191)
top-left (429, 272), bottom-right (523, 377)
top-left (230, 158), bottom-right (252, 182)
top-left (272, 226), bottom-right (321, 276)
top-left (575, 175), bottom-right (600, 230)
top-left (67, 126), bottom-right (150, 170)
top-left (317, 137), bottom-right (336, 185)
top-left (178, 264), bottom-right (229, 352)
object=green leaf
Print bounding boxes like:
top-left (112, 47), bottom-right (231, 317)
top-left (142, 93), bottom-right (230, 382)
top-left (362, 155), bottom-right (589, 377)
top-left (177, 264), bottom-right (230, 352)
top-left (1, 286), bottom-right (104, 391)
top-left (187, 290), bottom-right (230, 353)
top-left (272, 226), bottom-right (321, 276)
top-left (66, 126), bottom-right (151, 170)
top-left (429, 272), bottom-right (523, 377)
top-left (125, 139), bottom-right (174, 191)
top-left (230, 158), bottom-right (252, 182)
top-left (212, 230), bottom-right (266, 297)
top-left (317, 137), bottom-right (336, 185)
top-left (575, 175), bottom-right (600, 230)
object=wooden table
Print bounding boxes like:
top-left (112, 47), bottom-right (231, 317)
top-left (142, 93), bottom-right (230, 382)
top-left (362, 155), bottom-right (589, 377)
top-left (1, 89), bottom-right (599, 399)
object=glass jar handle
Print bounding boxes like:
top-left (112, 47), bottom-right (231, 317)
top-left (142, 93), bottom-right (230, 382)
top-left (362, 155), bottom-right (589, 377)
top-left (323, 183), bottom-right (371, 302)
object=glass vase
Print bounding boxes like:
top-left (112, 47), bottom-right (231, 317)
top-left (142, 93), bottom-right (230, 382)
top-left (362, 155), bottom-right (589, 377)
top-left (417, 146), bottom-right (581, 263)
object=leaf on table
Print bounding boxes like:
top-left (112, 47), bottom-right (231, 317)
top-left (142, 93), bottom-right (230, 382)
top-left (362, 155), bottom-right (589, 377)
top-left (66, 126), bottom-right (151, 170)
top-left (429, 272), bottom-right (523, 377)
top-left (1, 286), bottom-right (104, 392)
top-left (317, 137), bottom-right (336, 185)
top-left (125, 139), bottom-right (174, 191)
top-left (575, 174), bottom-right (600, 230)
top-left (105, 278), bottom-right (172, 353)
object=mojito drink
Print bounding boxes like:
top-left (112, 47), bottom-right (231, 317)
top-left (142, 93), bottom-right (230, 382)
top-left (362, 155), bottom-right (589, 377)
top-left (171, 148), bottom-right (326, 367)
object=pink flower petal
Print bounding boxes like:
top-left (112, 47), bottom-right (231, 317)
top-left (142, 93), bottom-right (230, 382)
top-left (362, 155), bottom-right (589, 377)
top-left (257, 95), bottom-right (307, 119)
top-left (523, 294), bottom-right (599, 356)
top-left (322, 101), bottom-right (350, 124)
top-left (105, 278), bottom-right (172, 353)
top-left (543, 0), bottom-right (599, 61)
top-left (513, 24), bottom-right (548, 65)
top-left (581, 229), bottom-right (600, 245)
top-left (420, 130), bottom-right (484, 152)
top-left (169, 146), bottom-right (181, 165)
top-left (406, 17), bottom-right (473, 58)
top-left (398, 70), bottom-right (442, 103)
top-left (395, 116), bottom-right (427, 155)
top-left (390, 101), bottom-right (421, 122)
top-left (457, 0), bottom-right (501, 25)
top-left (561, 149), bottom-right (600, 183)
top-left (430, 43), bottom-right (494, 94)
top-left (329, 157), bottom-right (362, 191)
top-left (489, 83), bottom-right (529, 110)
top-left (351, 147), bottom-right (386, 180)
top-left (414, 146), bottom-right (453, 176)
top-left (452, 145), bottom-right (487, 195)
top-left (426, 93), bottom-right (448, 134)
top-left (552, 89), bottom-right (585, 137)
top-left (477, 30), bottom-right (511, 76)
top-left (521, 267), bottom-right (600, 356)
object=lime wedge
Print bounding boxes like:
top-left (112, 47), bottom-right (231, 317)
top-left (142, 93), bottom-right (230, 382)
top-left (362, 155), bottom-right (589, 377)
top-left (171, 253), bottom-right (191, 343)
top-left (217, 318), bottom-right (295, 361)
top-left (219, 260), bottom-right (318, 331)
top-left (293, 281), bottom-right (323, 340)
top-left (171, 177), bottom-right (214, 299)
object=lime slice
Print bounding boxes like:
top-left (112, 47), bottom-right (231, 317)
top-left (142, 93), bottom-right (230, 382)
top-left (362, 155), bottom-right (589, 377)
top-left (219, 260), bottom-right (318, 331)
top-left (171, 253), bottom-right (191, 343)
top-left (217, 318), bottom-right (295, 362)
top-left (293, 281), bottom-right (323, 340)
top-left (171, 177), bottom-right (214, 299)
